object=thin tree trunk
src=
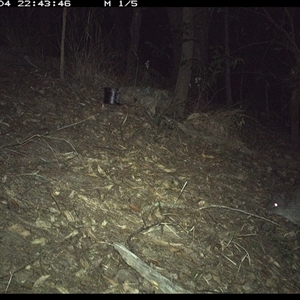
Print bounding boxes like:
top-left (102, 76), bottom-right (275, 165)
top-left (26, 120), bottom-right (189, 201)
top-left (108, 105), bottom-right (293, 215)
top-left (193, 7), bottom-right (209, 107)
top-left (259, 8), bottom-right (300, 144)
top-left (167, 8), bottom-right (183, 86)
top-left (123, 8), bottom-right (141, 86)
top-left (39, 9), bottom-right (50, 51)
top-left (224, 7), bottom-right (232, 106)
top-left (174, 7), bottom-right (194, 117)
top-left (290, 58), bottom-right (300, 145)
top-left (60, 8), bottom-right (67, 80)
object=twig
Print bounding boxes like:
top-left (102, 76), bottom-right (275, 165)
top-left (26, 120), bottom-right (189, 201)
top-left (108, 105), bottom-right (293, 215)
top-left (169, 181), bottom-right (188, 211)
top-left (50, 115), bottom-right (96, 133)
top-left (5, 272), bottom-right (13, 293)
top-left (198, 204), bottom-right (279, 225)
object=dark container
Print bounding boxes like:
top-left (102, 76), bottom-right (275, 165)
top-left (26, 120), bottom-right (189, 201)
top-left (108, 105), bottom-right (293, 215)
top-left (104, 87), bottom-right (121, 105)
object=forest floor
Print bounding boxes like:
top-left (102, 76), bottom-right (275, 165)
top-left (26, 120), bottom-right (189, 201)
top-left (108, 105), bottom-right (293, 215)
top-left (0, 62), bottom-right (300, 294)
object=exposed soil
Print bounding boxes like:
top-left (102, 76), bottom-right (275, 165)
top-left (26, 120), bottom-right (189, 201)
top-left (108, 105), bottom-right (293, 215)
top-left (0, 62), bottom-right (300, 294)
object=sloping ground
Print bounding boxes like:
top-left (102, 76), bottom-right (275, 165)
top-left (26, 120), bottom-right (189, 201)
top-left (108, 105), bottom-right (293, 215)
top-left (0, 64), bottom-right (299, 293)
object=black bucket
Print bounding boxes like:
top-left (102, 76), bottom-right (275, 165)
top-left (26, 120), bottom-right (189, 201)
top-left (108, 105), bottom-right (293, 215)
top-left (104, 87), bottom-right (121, 105)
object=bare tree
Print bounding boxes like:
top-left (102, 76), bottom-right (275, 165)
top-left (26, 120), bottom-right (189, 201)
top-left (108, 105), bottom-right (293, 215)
top-left (167, 8), bottom-right (183, 86)
top-left (60, 7), bottom-right (67, 80)
top-left (173, 7), bottom-right (194, 117)
top-left (224, 7), bottom-right (233, 106)
top-left (258, 8), bottom-right (300, 145)
top-left (193, 7), bottom-right (209, 107)
top-left (123, 8), bottom-right (141, 85)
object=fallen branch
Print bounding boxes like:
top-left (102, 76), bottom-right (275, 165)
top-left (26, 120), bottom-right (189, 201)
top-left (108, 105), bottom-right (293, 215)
top-left (113, 242), bottom-right (191, 294)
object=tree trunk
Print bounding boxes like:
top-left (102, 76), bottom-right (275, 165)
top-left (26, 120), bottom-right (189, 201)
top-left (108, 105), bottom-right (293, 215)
top-left (110, 8), bottom-right (128, 54)
top-left (193, 7), bottom-right (209, 108)
top-left (39, 9), bottom-right (51, 52)
top-left (173, 7), bottom-right (194, 118)
top-left (60, 8), bottom-right (67, 80)
top-left (224, 7), bottom-right (232, 106)
top-left (123, 8), bottom-right (141, 86)
top-left (259, 8), bottom-right (300, 144)
top-left (290, 58), bottom-right (300, 145)
top-left (167, 8), bottom-right (183, 86)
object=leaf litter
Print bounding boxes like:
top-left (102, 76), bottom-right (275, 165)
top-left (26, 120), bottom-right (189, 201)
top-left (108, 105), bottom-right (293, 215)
top-left (0, 65), bottom-right (299, 293)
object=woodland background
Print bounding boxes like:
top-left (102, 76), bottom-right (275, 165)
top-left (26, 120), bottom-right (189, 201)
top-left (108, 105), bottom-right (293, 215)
top-left (0, 7), bottom-right (299, 141)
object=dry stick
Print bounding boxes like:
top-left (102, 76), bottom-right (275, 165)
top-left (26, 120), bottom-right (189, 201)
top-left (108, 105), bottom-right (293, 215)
top-left (40, 135), bottom-right (80, 159)
top-left (198, 204), bottom-right (279, 226)
top-left (1, 116), bottom-right (95, 166)
top-left (11, 134), bottom-right (77, 168)
top-left (5, 272), bottom-right (13, 293)
top-left (0, 115), bottom-right (96, 150)
top-left (127, 182), bottom-right (189, 249)
top-left (49, 115), bottom-right (96, 133)
top-left (0, 250), bottom-right (44, 281)
top-left (113, 242), bottom-right (191, 294)
top-left (37, 135), bottom-right (60, 166)
top-left (119, 106), bottom-right (129, 142)
top-left (18, 171), bottom-right (55, 183)
top-left (169, 181), bottom-right (188, 211)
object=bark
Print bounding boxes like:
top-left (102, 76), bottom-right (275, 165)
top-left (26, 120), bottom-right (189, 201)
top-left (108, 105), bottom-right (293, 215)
top-left (39, 9), bottom-right (50, 50)
top-left (60, 8), bottom-right (67, 80)
top-left (167, 8), bottom-right (183, 86)
top-left (123, 8), bottom-right (141, 85)
top-left (224, 7), bottom-right (232, 106)
top-left (260, 8), bottom-right (300, 145)
top-left (193, 8), bottom-right (209, 66)
top-left (173, 7), bottom-right (194, 118)
top-left (290, 58), bottom-right (300, 145)
top-left (110, 8), bottom-right (128, 53)
top-left (193, 7), bottom-right (209, 107)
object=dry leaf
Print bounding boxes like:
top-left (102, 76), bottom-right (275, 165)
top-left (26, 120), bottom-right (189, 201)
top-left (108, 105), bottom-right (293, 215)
top-left (8, 223), bottom-right (31, 237)
top-left (33, 275), bottom-right (50, 288)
